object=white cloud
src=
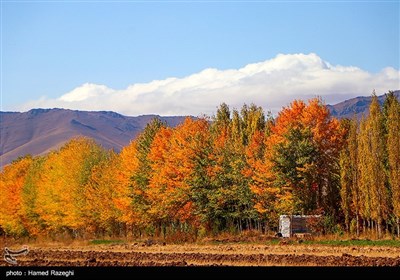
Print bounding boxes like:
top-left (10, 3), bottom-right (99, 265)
top-left (16, 53), bottom-right (400, 116)
top-left (59, 83), bottom-right (114, 102)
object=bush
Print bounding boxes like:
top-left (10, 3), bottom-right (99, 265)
top-left (322, 215), bottom-right (336, 234)
top-left (350, 219), bottom-right (358, 235)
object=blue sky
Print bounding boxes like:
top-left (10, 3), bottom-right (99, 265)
top-left (2, 1), bottom-right (399, 116)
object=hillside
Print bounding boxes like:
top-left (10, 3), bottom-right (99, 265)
top-left (0, 108), bottom-right (188, 168)
top-left (327, 90), bottom-right (400, 119)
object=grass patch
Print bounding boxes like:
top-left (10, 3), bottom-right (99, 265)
top-left (89, 239), bottom-right (126, 245)
top-left (263, 239), bottom-right (281, 245)
top-left (303, 239), bottom-right (400, 247)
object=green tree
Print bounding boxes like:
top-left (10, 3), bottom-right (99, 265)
top-left (273, 127), bottom-right (319, 214)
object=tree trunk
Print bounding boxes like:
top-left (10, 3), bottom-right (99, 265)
top-left (162, 224), bottom-right (166, 240)
top-left (363, 219), bottom-right (366, 234)
top-left (356, 213), bottom-right (360, 237)
top-left (386, 220), bottom-right (389, 236)
top-left (397, 217), bottom-right (400, 238)
top-left (377, 219), bottom-right (382, 239)
top-left (371, 220), bottom-right (374, 237)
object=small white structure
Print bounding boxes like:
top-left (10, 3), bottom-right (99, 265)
top-left (279, 215), bottom-right (320, 238)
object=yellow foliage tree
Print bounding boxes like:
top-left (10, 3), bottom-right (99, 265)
top-left (35, 137), bottom-right (106, 235)
top-left (387, 97), bottom-right (400, 236)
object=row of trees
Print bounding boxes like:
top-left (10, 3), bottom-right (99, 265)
top-left (340, 92), bottom-right (400, 237)
top-left (1, 93), bottom-right (399, 239)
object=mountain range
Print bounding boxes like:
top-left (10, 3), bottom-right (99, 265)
top-left (0, 109), bottom-right (188, 168)
top-left (327, 90), bottom-right (399, 119)
top-left (1, 90), bottom-right (398, 168)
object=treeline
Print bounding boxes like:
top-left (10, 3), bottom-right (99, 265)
top-left (340, 91), bottom-right (400, 238)
top-left (0, 93), bottom-right (399, 239)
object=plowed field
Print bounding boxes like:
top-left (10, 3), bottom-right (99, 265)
top-left (2, 243), bottom-right (400, 266)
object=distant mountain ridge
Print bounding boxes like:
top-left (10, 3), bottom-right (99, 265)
top-left (0, 109), bottom-right (188, 168)
top-left (1, 90), bottom-right (399, 168)
top-left (327, 90), bottom-right (400, 119)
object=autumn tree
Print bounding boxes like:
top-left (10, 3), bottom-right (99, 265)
top-left (83, 151), bottom-right (127, 236)
top-left (339, 117), bottom-right (361, 235)
top-left (207, 128), bottom-right (256, 233)
top-left (118, 118), bottom-right (166, 233)
top-left (357, 116), bottom-right (372, 232)
top-left (205, 104), bottom-right (267, 233)
top-left (35, 137), bottom-right (107, 236)
top-left (272, 127), bottom-right (319, 214)
top-left (339, 117), bottom-right (362, 234)
top-left (265, 98), bottom-right (345, 217)
top-left (21, 156), bottom-right (46, 236)
top-left (368, 94), bottom-right (389, 237)
top-left (0, 156), bottom-right (33, 236)
top-left (358, 94), bottom-right (389, 237)
top-left (145, 126), bottom-right (173, 235)
top-left (239, 104), bottom-right (266, 145)
top-left (245, 130), bottom-right (294, 231)
top-left (147, 118), bottom-right (210, 237)
top-left (387, 96), bottom-right (400, 236)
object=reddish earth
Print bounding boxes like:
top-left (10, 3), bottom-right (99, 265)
top-left (2, 242), bottom-right (400, 266)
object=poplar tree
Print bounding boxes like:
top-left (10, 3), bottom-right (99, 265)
top-left (363, 94), bottom-right (388, 237)
top-left (358, 116), bottom-right (372, 232)
top-left (339, 118), bottom-right (360, 235)
top-left (348, 118), bottom-right (361, 236)
top-left (387, 97), bottom-right (400, 236)
top-left (340, 119), bottom-right (352, 232)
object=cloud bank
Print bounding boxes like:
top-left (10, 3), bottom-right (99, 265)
top-left (17, 53), bottom-right (400, 116)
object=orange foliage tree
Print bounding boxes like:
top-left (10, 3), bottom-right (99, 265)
top-left (264, 98), bottom-right (345, 217)
top-left (146, 118), bottom-right (210, 236)
top-left (117, 118), bottom-right (166, 234)
top-left (0, 156), bottom-right (33, 236)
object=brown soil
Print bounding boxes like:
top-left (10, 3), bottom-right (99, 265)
top-left (1, 243), bottom-right (400, 267)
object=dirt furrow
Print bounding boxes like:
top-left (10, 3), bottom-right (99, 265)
top-left (2, 249), bottom-right (399, 267)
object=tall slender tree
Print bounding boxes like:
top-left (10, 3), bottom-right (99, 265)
top-left (359, 94), bottom-right (389, 237)
top-left (358, 116), bottom-right (372, 232)
top-left (340, 119), bottom-right (352, 232)
top-left (387, 97), bottom-right (400, 236)
top-left (348, 117), bottom-right (361, 236)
